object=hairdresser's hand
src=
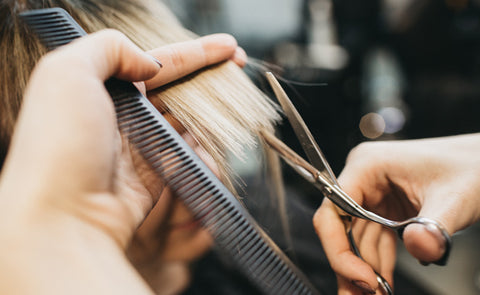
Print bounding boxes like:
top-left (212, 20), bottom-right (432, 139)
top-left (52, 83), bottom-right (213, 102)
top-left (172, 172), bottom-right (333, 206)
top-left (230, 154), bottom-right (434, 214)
top-left (0, 29), bottom-right (244, 294)
top-left (313, 134), bottom-right (480, 294)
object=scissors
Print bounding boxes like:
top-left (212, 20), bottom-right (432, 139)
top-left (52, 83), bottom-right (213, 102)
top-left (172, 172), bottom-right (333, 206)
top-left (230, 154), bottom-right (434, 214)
top-left (261, 72), bottom-right (452, 295)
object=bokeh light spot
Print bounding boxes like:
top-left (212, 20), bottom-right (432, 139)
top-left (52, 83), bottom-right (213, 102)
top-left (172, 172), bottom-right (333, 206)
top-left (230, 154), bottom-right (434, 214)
top-left (359, 112), bottom-right (385, 139)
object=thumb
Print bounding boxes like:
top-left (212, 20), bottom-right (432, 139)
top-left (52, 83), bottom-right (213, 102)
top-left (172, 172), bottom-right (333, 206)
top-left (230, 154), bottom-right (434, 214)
top-left (402, 189), bottom-right (460, 265)
top-left (402, 164), bottom-right (480, 266)
top-left (402, 219), bottom-right (451, 265)
top-left (48, 29), bottom-right (162, 82)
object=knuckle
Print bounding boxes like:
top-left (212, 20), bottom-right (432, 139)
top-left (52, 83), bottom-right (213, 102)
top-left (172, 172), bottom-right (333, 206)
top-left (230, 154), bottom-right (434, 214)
top-left (95, 29), bottom-right (129, 57)
top-left (312, 203), bottom-right (333, 232)
top-left (35, 51), bottom-right (71, 78)
top-left (346, 141), bottom-right (380, 164)
top-left (96, 29), bottom-right (126, 42)
top-left (348, 142), bottom-right (371, 157)
top-left (168, 47), bottom-right (187, 75)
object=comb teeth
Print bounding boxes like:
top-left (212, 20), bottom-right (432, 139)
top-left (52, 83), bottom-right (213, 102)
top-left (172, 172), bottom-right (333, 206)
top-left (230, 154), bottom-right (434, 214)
top-left (21, 8), bottom-right (320, 295)
top-left (20, 8), bottom-right (86, 49)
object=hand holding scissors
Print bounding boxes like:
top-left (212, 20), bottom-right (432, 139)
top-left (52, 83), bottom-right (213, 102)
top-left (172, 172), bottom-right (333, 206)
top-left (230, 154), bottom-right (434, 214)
top-left (261, 73), bottom-right (456, 294)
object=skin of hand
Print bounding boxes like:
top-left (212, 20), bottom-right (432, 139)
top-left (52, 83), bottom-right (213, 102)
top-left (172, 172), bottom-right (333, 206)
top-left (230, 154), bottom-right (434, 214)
top-left (0, 29), bottom-right (245, 294)
top-left (313, 134), bottom-right (480, 294)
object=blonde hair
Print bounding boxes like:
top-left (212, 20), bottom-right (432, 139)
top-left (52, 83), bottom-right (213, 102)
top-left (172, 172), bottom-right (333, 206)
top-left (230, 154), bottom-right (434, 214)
top-left (0, 0), bottom-right (281, 192)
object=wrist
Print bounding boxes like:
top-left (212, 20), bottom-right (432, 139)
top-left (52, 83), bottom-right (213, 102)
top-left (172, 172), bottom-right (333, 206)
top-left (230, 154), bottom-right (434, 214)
top-left (0, 203), bottom-right (152, 294)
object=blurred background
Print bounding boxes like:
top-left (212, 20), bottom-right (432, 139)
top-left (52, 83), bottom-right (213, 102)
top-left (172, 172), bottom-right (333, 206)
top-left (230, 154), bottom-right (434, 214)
top-left (165, 1), bottom-right (480, 294)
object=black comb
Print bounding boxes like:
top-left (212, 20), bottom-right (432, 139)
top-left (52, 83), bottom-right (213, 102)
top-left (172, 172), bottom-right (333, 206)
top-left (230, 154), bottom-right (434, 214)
top-left (20, 8), bottom-right (320, 295)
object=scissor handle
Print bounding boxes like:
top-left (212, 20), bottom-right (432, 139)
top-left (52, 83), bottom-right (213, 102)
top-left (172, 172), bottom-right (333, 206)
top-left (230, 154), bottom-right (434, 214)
top-left (317, 177), bottom-right (452, 266)
top-left (314, 173), bottom-right (400, 226)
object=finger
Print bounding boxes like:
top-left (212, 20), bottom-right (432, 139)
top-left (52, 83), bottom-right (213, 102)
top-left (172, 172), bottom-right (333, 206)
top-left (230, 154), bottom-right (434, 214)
top-left (354, 220), bottom-right (382, 272)
top-left (145, 33), bottom-right (238, 89)
top-left (314, 200), bottom-right (378, 293)
top-left (133, 81), bottom-right (147, 97)
top-left (350, 221), bottom-right (396, 293)
top-left (128, 186), bottom-right (175, 263)
top-left (337, 142), bottom-right (399, 210)
top-left (338, 275), bottom-right (377, 295)
top-left (378, 228), bottom-right (396, 286)
top-left (351, 218), bottom-right (368, 244)
top-left (51, 29), bottom-right (162, 82)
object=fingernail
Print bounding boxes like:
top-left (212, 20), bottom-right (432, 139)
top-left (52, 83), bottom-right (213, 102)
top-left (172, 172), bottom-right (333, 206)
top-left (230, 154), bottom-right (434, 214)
top-left (351, 280), bottom-right (376, 294)
top-left (149, 55), bottom-right (163, 68)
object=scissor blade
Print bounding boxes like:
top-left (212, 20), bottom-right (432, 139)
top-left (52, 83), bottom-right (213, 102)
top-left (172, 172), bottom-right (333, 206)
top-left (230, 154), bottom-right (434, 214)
top-left (266, 72), bottom-right (339, 186)
top-left (261, 130), bottom-right (367, 218)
